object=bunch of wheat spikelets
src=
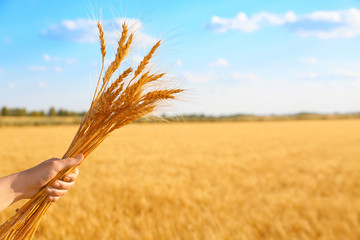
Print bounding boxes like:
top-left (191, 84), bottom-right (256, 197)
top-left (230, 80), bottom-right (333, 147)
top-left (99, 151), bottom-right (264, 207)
top-left (0, 20), bottom-right (182, 240)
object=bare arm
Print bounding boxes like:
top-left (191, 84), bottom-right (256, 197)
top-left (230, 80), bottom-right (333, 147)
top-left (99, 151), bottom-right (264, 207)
top-left (0, 154), bottom-right (84, 212)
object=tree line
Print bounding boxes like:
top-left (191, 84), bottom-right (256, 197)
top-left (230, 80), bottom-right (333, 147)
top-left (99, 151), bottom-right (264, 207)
top-left (0, 106), bottom-right (86, 117)
top-left (1, 106), bottom-right (359, 121)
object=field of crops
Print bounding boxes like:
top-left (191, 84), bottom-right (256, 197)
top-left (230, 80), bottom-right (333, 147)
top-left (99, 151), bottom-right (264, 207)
top-left (0, 120), bottom-right (359, 239)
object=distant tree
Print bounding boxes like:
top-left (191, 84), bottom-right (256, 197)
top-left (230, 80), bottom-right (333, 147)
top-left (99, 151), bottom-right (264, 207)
top-left (29, 110), bottom-right (45, 117)
top-left (68, 111), bottom-right (77, 117)
top-left (1, 106), bottom-right (10, 116)
top-left (29, 111), bottom-right (39, 117)
top-left (48, 107), bottom-right (57, 117)
top-left (58, 109), bottom-right (69, 116)
top-left (13, 108), bottom-right (26, 116)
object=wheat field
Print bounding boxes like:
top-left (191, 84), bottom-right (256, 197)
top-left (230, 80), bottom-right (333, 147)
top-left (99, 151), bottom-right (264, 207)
top-left (0, 120), bottom-right (359, 239)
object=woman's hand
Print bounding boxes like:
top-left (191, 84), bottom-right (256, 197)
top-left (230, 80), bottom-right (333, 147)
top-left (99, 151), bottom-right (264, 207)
top-left (19, 154), bottom-right (84, 201)
top-left (0, 154), bottom-right (84, 211)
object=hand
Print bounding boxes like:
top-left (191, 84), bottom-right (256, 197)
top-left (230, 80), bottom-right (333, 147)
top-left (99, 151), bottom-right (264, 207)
top-left (0, 154), bottom-right (84, 211)
top-left (19, 154), bottom-right (84, 202)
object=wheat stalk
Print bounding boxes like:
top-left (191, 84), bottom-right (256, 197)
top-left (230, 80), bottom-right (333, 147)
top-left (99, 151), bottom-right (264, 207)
top-left (0, 20), bottom-right (182, 240)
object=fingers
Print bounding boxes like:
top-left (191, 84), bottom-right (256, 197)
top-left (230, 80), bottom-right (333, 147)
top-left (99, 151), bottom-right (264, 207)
top-left (55, 154), bottom-right (84, 171)
top-left (62, 168), bottom-right (79, 182)
top-left (47, 196), bottom-right (61, 202)
top-left (46, 168), bottom-right (80, 202)
top-left (51, 169), bottom-right (78, 189)
top-left (46, 187), bottom-right (67, 200)
top-left (51, 179), bottom-right (75, 190)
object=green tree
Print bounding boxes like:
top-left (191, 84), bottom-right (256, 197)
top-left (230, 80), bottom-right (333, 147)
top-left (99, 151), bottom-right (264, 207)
top-left (13, 108), bottom-right (27, 116)
top-left (1, 106), bottom-right (10, 116)
top-left (58, 109), bottom-right (69, 116)
top-left (29, 110), bottom-right (45, 117)
top-left (48, 107), bottom-right (57, 117)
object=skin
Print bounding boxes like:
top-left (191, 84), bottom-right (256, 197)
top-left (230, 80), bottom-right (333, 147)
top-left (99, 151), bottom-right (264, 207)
top-left (0, 154), bottom-right (84, 212)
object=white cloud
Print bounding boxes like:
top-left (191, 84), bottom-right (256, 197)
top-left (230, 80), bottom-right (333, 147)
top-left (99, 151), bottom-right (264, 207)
top-left (54, 66), bottom-right (63, 73)
top-left (27, 66), bottom-right (47, 71)
top-left (301, 68), bottom-right (360, 79)
top-left (231, 71), bottom-right (243, 79)
top-left (65, 58), bottom-right (77, 64)
top-left (209, 11), bottom-right (296, 33)
top-left (218, 79), bottom-right (360, 114)
top-left (331, 69), bottom-right (360, 77)
top-left (207, 8), bottom-right (360, 39)
top-left (41, 54), bottom-right (77, 71)
top-left (41, 19), bottom-right (101, 43)
top-left (306, 72), bottom-right (322, 79)
top-left (231, 71), bottom-right (259, 82)
top-left (209, 58), bottom-right (229, 67)
top-left (0, 68), bottom-right (3, 74)
top-left (41, 18), bottom-right (158, 46)
top-left (43, 54), bottom-right (51, 62)
top-left (8, 83), bottom-right (15, 88)
top-left (45, 55), bottom-right (77, 64)
top-left (306, 10), bottom-right (342, 22)
top-left (175, 59), bottom-right (183, 66)
top-left (301, 57), bottom-right (319, 64)
top-left (183, 71), bottom-right (218, 82)
top-left (352, 79), bottom-right (360, 88)
top-left (38, 82), bottom-right (48, 88)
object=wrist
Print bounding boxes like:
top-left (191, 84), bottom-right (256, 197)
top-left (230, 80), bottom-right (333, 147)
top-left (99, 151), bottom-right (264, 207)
top-left (0, 173), bottom-right (26, 211)
top-left (9, 172), bottom-right (28, 202)
top-left (13, 170), bottom-right (37, 200)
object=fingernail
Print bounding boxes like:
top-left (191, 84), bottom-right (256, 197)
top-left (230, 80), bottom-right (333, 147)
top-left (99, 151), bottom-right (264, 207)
top-left (46, 187), bottom-right (53, 193)
top-left (54, 182), bottom-right (60, 188)
top-left (64, 177), bottom-right (70, 182)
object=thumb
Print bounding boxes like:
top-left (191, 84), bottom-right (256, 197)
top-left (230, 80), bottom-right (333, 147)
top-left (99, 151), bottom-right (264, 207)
top-left (57, 154), bottom-right (84, 171)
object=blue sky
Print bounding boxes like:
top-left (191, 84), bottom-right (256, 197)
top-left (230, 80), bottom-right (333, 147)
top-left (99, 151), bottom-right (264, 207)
top-left (0, 0), bottom-right (360, 115)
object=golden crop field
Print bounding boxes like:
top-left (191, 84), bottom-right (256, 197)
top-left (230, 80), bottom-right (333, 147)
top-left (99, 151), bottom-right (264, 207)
top-left (0, 120), bottom-right (359, 240)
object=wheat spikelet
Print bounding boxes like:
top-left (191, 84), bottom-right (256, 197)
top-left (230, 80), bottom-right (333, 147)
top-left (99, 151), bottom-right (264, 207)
top-left (95, 24), bottom-right (133, 102)
top-left (148, 72), bottom-right (166, 83)
top-left (101, 67), bottom-right (132, 108)
top-left (93, 21), bottom-right (107, 103)
top-left (142, 89), bottom-right (183, 101)
top-left (97, 21), bottom-right (107, 58)
top-left (109, 67), bottom-right (132, 92)
top-left (134, 40), bottom-right (161, 78)
top-left (0, 20), bottom-right (183, 240)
